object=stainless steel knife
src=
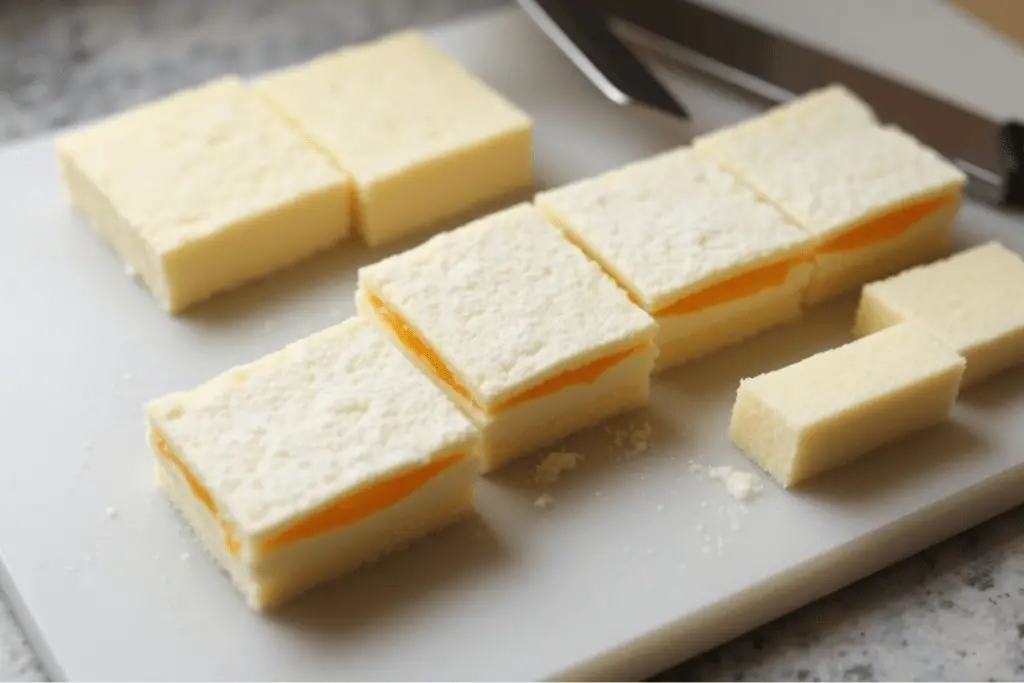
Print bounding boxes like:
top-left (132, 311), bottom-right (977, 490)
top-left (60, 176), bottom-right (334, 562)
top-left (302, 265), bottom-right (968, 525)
top-left (515, 0), bottom-right (689, 119)
top-left (518, 0), bottom-right (1024, 208)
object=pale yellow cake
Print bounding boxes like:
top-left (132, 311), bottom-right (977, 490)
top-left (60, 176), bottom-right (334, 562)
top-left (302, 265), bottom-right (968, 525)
top-left (147, 317), bottom-right (479, 610)
top-left (730, 323), bottom-right (965, 487)
top-left (357, 203), bottom-right (658, 472)
top-left (55, 76), bottom-right (351, 313)
top-left (536, 146), bottom-right (813, 371)
top-left (255, 31), bottom-right (533, 246)
top-left (696, 85), bottom-right (967, 304)
top-left (854, 241), bottom-right (1024, 386)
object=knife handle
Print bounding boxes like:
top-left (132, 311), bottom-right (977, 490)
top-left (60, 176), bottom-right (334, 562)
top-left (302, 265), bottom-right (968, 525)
top-left (999, 121), bottom-right (1024, 208)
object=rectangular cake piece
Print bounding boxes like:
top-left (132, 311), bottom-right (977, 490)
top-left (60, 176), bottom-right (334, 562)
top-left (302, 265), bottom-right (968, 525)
top-left (695, 85), bottom-right (967, 304)
top-left (146, 317), bottom-right (479, 610)
top-left (357, 203), bottom-right (658, 473)
top-left (255, 31), bottom-right (533, 247)
top-left (729, 323), bottom-right (965, 488)
top-left (854, 242), bottom-right (1024, 386)
top-left (55, 76), bottom-right (351, 314)
top-left (536, 147), bottom-right (814, 371)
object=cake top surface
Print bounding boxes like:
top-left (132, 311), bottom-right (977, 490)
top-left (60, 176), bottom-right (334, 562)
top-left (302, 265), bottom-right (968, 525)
top-left (358, 203), bottom-right (657, 406)
top-left (862, 241), bottom-right (1024, 353)
top-left (56, 76), bottom-right (347, 253)
top-left (147, 317), bottom-right (477, 537)
top-left (255, 31), bottom-right (531, 184)
top-left (740, 323), bottom-right (965, 428)
top-left (536, 147), bottom-right (812, 310)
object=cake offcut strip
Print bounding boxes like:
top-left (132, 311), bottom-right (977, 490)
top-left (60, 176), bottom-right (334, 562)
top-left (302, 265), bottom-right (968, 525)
top-left (729, 323), bottom-right (965, 488)
top-left (854, 241), bottom-right (1024, 386)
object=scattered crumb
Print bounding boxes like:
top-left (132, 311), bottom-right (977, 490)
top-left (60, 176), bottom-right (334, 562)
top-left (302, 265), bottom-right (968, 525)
top-left (678, 561), bottom-right (688, 570)
top-left (716, 536), bottom-right (725, 556)
top-left (534, 493), bottom-right (555, 509)
top-left (708, 466), bottom-right (764, 502)
top-left (655, 504), bottom-right (664, 512)
top-left (180, 552), bottom-right (191, 562)
top-left (124, 264), bottom-right (138, 280)
top-left (122, 372), bottom-right (133, 381)
top-left (82, 440), bottom-right (93, 451)
top-left (105, 506), bottom-right (119, 519)
top-left (535, 449), bottom-right (584, 484)
top-left (688, 460), bottom-right (705, 474)
top-left (645, 548), bottom-right (654, 556)
top-left (613, 421), bottom-right (653, 459)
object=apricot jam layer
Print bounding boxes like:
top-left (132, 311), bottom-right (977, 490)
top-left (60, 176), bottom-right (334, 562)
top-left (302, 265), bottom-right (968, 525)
top-left (818, 193), bottom-right (955, 254)
top-left (655, 257), bottom-right (800, 318)
top-left (368, 293), bottom-right (644, 414)
top-left (153, 428), bottom-right (464, 558)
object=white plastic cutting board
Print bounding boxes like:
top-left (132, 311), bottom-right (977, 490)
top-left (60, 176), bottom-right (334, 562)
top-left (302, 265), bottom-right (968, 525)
top-left (2, 3), bottom-right (1024, 681)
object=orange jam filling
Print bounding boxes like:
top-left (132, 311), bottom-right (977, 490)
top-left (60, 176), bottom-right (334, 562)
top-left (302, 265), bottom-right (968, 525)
top-left (258, 452), bottom-right (464, 555)
top-left (153, 428), bottom-right (464, 558)
top-left (152, 429), bottom-right (242, 556)
top-left (818, 193), bottom-right (955, 254)
top-left (655, 258), bottom-right (800, 319)
top-left (367, 293), bottom-right (644, 414)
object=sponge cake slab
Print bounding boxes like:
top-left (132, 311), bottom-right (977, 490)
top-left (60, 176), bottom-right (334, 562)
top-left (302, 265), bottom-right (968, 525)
top-left (357, 203), bottom-right (657, 472)
top-left (146, 317), bottom-right (479, 610)
top-left (536, 147), bottom-right (813, 371)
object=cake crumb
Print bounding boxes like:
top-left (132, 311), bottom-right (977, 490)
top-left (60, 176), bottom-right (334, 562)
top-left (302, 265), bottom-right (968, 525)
top-left (534, 493), bottom-right (555, 509)
top-left (180, 552), bottom-right (191, 562)
top-left (125, 264), bottom-right (138, 280)
top-left (535, 449), bottom-right (584, 484)
top-left (688, 460), bottom-right (705, 474)
top-left (708, 466), bottom-right (764, 502)
top-left (612, 421), bottom-right (653, 459)
top-left (122, 372), bottom-right (133, 381)
top-left (82, 440), bottom-right (93, 451)
top-left (105, 506), bottom-right (119, 519)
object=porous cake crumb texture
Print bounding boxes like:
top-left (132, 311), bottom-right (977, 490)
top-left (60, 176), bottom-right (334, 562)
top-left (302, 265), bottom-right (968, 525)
top-left (255, 31), bottom-right (532, 245)
top-left (55, 76), bottom-right (351, 312)
top-left (147, 317), bottom-right (477, 538)
top-left (730, 324), bottom-right (966, 487)
top-left (855, 241), bottom-right (1024, 386)
top-left (358, 203), bottom-right (656, 406)
top-left (535, 147), bottom-right (811, 310)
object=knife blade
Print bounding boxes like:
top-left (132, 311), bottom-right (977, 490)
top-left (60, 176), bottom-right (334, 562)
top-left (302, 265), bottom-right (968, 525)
top-left (601, 0), bottom-right (1024, 208)
top-left (515, 0), bottom-right (689, 120)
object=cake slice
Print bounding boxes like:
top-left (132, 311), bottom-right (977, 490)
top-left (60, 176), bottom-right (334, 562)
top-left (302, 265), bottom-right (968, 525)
top-left (357, 203), bottom-right (658, 472)
top-left (55, 76), bottom-right (351, 314)
top-left (536, 147), bottom-right (813, 371)
top-left (854, 241), bottom-right (1024, 386)
top-left (146, 317), bottom-right (479, 610)
top-left (729, 323), bottom-right (965, 488)
top-left (255, 31), bottom-right (533, 247)
top-left (695, 85), bottom-right (967, 304)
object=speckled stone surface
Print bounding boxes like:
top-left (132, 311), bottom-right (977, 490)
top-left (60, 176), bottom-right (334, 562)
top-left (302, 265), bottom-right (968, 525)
top-left (2, 1), bottom-right (1024, 681)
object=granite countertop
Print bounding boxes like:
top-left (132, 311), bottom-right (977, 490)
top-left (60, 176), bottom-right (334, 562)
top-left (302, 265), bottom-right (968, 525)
top-left (2, 1), bottom-right (1024, 680)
